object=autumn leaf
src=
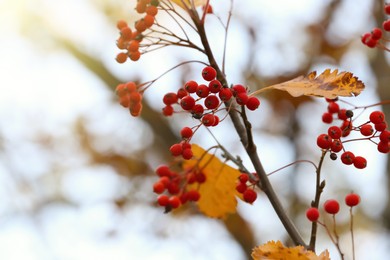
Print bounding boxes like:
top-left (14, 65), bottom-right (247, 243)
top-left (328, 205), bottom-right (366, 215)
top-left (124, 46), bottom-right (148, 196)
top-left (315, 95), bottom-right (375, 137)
top-left (183, 144), bottom-right (241, 218)
top-left (251, 240), bottom-right (330, 260)
top-left (253, 69), bottom-right (365, 99)
top-left (169, 0), bottom-right (207, 10)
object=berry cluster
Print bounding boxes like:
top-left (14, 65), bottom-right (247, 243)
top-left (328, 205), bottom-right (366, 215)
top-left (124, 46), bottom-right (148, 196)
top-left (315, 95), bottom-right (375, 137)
top-left (153, 164), bottom-right (204, 212)
top-left (162, 66), bottom-right (261, 119)
top-left (361, 3), bottom-right (390, 50)
top-left (115, 0), bottom-right (159, 63)
top-left (318, 98), bottom-right (389, 169)
top-left (115, 81), bottom-right (143, 116)
top-left (235, 173), bottom-right (258, 204)
top-left (305, 193), bottom-right (360, 222)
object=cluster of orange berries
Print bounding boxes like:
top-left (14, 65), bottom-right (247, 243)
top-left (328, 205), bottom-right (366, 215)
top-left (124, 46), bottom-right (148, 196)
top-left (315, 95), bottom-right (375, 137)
top-left (115, 81), bottom-right (143, 116)
top-left (153, 164), bottom-right (204, 212)
top-left (318, 98), bottom-right (389, 169)
top-left (115, 0), bottom-right (159, 63)
top-left (361, 3), bottom-right (390, 49)
top-left (235, 173), bottom-right (258, 204)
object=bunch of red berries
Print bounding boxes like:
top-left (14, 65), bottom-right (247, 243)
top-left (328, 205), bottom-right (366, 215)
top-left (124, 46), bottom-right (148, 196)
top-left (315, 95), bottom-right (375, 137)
top-left (153, 164), bottom-right (204, 212)
top-left (162, 66), bottom-right (261, 120)
top-left (306, 193), bottom-right (360, 222)
top-left (169, 127), bottom-right (194, 160)
top-left (318, 98), bottom-right (389, 169)
top-left (115, 81), bottom-right (143, 116)
top-left (361, 3), bottom-right (390, 49)
top-left (235, 173), bottom-right (258, 204)
top-left (115, 0), bottom-right (160, 63)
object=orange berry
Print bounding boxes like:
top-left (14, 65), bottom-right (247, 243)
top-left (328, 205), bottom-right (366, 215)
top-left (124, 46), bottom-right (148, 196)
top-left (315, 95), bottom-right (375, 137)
top-left (127, 40), bottom-right (140, 52)
top-left (129, 51), bottom-right (141, 61)
top-left (146, 5), bottom-right (158, 16)
top-left (136, 2), bottom-right (147, 14)
top-left (125, 81), bottom-right (137, 92)
top-left (115, 52), bottom-right (128, 63)
top-left (119, 94), bottom-right (130, 108)
top-left (115, 83), bottom-right (127, 96)
top-left (130, 102), bottom-right (142, 117)
top-left (135, 19), bottom-right (147, 32)
top-left (129, 92), bottom-right (142, 103)
top-left (144, 14), bottom-right (155, 27)
top-left (116, 37), bottom-right (127, 50)
top-left (120, 27), bottom-right (132, 40)
top-left (116, 20), bottom-right (128, 30)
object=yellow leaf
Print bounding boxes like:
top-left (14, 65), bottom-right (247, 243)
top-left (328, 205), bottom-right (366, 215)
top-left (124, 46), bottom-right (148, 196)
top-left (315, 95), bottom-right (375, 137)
top-left (183, 144), bottom-right (241, 218)
top-left (169, 0), bottom-right (207, 9)
top-left (251, 240), bottom-right (330, 260)
top-left (255, 69), bottom-right (365, 99)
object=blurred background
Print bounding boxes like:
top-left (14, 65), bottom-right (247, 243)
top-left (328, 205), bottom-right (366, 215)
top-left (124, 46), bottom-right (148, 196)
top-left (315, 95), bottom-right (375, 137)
top-left (0, 0), bottom-right (389, 259)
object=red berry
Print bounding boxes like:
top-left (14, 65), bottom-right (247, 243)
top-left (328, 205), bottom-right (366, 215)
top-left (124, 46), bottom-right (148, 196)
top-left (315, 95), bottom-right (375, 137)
top-left (375, 122), bottom-right (387, 132)
top-left (340, 120), bottom-right (352, 137)
top-left (211, 115), bottom-right (220, 126)
top-left (371, 28), bottom-right (383, 40)
top-left (162, 105), bottom-right (174, 116)
top-left (159, 176), bottom-right (170, 187)
top-left (184, 80), bottom-right (198, 93)
top-left (182, 148), bottom-right (193, 160)
top-left (204, 95), bottom-right (220, 109)
top-left (327, 102), bottom-right (339, 114)
top-left (169, 143), bottom-right (183, 156)
top-left (236, 93), bottom-right (249, 105)
top-left (246, 97), bottom-right (260, 111)
top-left (153, 182), bottom-right (165, 194)
top-left (322, 112), bottom-right (333, 124)
top-left (239, 174), bottom-right (249, 183)
top-left (345, 193), bottom-right (360, 207)
top-left (187, 190), bottom-right (200, 201)
top-left (338, 109), bottom-right (348, 120)
top-left (180, 127), bottom-right (193, 139)
top-left (360, 124), bottom-right (374, 136)
top-left (218, 88), bottom-right (233, 101)
top-left (163, 92), bottom-right (178, 105)
top-left (316, 134), bottom-right (332, 150)
top-left (380, 130), bottom-right (390, 142)
top-left (306, 207), bottom-right (320, 222)
top-left (369, 111), bottom-right (385, 124)
top-left (328, 126), bottom-right (342, 139)
top-left (385, 4), bottom-right (390, 15)
top-left (181, 141), bottom-right (191, 150)
top-left (232, 84), bottom-right (246, 96)
top-left (377, 141), bottom-right (390, 153)
top-left (341, 151), bottom-right (355, 165)
top-left (243, 189), bottom-right (257, 204)
top-left (353, 156), bottom-right (367, 169)
top-left (180, 95), bottom-right (196, 110)
top-left (156, 165), bottom-right (171, 177)
top-left (168, 196), bottom-right (181, 208)
top-left (196, 84), bottom-right (210, 98)
top-left (361, 33), bottom-right (371, 45)
top-left (186, 172), bottom-right (196, 184)
top-left (157, 195), bottom-right (169, 206)
top-left (236, 182), bottom-right (247, 193)
top-left (191, 104), bottom-right (204, 118)
top-left (201, 66), bottom-right (217, 81)
top-left (208, 80), bottom-right (222, 93)
top-left (202, 114), bottom-right (215, 126)
top-left (323, 199), bottom-right (340, 214)
top-left (177, 88), bottom-right (188, 99)
top-left (330, 139), bottom-right (343, 153)
top-left (167, 182), bottom-right (180, 194)
top-left (365, 37), bottom-right (378, 48)
top-left (383, 19), bottom-right (390, 32)
top-left (196, 172), bottom-right (206, 183)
